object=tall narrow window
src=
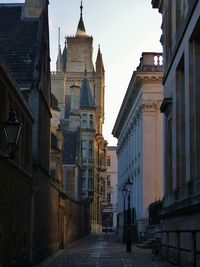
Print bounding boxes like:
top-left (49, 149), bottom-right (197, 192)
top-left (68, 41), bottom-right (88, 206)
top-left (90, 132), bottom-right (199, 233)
top-left (88, 169), bottom-right (94, 189)
top-left (107, 193), bottom-right (111, 203)
top-left (82, 140), bottom-right (87, 159)
top-left (82, 114), bottom-right (87, 128)
top-left (107, 156), bottom-right (111, 167)
top-left (161, 98), bottom-right (173, 193)
top-left (89, 141), bottom-right (93, 160)
top-left (89, 114), bottom-right (94, 129)
top-left (176, 56), bottom-right (186, 188)
top-left (107, 175), bottom-right (111, 187)
top-left (166, 116), bottom-right (173, 192)
top-left (189, 32), bottom-right (200, 180)
top-left (82, 169), bottom-right (86, 189)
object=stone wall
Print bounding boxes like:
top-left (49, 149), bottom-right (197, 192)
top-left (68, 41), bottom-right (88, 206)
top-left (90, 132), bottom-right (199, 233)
top-left (0, 162), bottom-right (32, 266)
top-left (33, 167), bottom-right (87, 265)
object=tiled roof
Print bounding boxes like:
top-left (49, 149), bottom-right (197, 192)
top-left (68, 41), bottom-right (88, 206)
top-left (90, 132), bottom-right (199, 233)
top-left (0, 4), bottom-right (40, 89)
top-left (80, 77), bottom-right (95, 109)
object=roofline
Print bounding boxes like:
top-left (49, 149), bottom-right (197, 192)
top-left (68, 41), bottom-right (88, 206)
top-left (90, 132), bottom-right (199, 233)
top-left (0, 57), bottom-right (35, 122)
top-left (0, 3), bottom-right (24, 7)
top-left (112, 53), bottom-right (163, 138)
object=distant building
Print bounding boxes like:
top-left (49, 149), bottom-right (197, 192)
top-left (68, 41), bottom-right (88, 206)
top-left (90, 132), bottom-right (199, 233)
top-left (102, 146), bottom-right (118, 232)
top-left (51, 3), bottom-right (107, 233)
top-left (152, 0), bottom-right (200, 266)
top-left (112, 52), bottom-right (163, 241)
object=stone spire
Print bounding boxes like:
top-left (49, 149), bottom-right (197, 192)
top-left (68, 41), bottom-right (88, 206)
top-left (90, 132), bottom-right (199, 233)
top-left (62, 38), bottom-right (67, 72)
top-left (96, 45), bottom-right (104, 74)
top-left (76, 1), bottom-right (87, 37)
top-left (56, 28), bottom-right (63, 72)
top-left (80, 67), bottom-right (95, 109)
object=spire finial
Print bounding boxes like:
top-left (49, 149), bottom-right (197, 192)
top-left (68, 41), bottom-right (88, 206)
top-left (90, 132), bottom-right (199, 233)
top-left (80, 1), bottom-right (83, 17)
top-left (58, 27), bottom-right (61, 48)
top-left (76, 1), bottom-right (86, 36)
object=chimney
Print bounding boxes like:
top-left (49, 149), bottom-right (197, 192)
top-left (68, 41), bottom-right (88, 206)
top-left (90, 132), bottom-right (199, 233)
top-left (25, 0), bottom-right (47, 18)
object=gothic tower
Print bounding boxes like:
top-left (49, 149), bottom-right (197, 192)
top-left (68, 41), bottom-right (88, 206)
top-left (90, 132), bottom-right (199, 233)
top-left (52, 2), bottom-right (105, 135)
top-left (51, 2), bottom-right (107, 234)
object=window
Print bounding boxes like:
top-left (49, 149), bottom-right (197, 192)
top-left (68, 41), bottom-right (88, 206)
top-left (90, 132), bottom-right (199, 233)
top-left (107, 156), bottom-right (111, 166)
top-left (89, 141), bottom-right (93, 159)
top-left (160, 98), bottom-right (173, 192)
top-left (166, 116), bottom-right (173, 192)
top-left (107, 175), bottom-right (111, 187)
top-left (82, 140), bottom-right (87, 159)
top-left (82, 114), bottom-right (87, 128)
top-left (89, 114), bottom-right (94, 129)
top-left (82, 169), bottom-right (86, 189)
top-left (176, 56), bottom-right (186, 187)
top-left (107, 193), bottom-right (111, 203)
top-left (88, 169), bottom-right (94, 189)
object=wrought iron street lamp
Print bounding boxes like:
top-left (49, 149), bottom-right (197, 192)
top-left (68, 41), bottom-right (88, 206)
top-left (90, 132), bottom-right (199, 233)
top-left (1, 110), bottom-right (22, 160)
top-left (125, 177), bottom-right (133, 253)
top-left (121, 185), bottom-right (127, 243)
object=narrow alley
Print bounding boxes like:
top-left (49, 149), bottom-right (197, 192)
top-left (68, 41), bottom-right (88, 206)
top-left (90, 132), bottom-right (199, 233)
top-left (37, 234), bottom-right (166, 267)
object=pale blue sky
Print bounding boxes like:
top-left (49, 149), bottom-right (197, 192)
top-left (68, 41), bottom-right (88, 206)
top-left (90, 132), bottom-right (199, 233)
top-left (0, 0), bottom-right (162, 145)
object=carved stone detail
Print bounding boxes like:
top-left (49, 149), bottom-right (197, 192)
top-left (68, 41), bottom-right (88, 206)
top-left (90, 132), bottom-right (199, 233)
top-left (140, 101), bottom-right (160, 113)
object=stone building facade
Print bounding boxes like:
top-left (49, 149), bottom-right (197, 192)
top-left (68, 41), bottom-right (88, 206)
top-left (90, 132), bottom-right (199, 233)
top-left (112, 52), bottom-right (163, 242)
top-left (0, 1), bottom-right (52, 263)
top-left (0, 57), bottom-right (34, 266)
top-left (102, 146), bottom-right (118, 232)
top-left (0, 1), bottom-right (89, 265)
top-left (51, 3), bottom-right (107, 234)
top-left (152, 1), bottom-right (200, 266)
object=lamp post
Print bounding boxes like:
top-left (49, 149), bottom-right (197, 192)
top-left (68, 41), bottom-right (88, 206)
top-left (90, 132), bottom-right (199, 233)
top-left (121, 185), bottom-right (127, 244)
top-left (125, 178), bottom-right (133, 253)
top-left (0, 110), bottom-right (22, 160)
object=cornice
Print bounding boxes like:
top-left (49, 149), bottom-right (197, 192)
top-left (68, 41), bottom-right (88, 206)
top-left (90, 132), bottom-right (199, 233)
top-left (137, 74), bottom-right (163, 83)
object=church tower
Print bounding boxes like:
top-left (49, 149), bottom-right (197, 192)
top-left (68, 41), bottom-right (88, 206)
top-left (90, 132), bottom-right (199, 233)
top-left (51, 1), bottom-right (107, 234)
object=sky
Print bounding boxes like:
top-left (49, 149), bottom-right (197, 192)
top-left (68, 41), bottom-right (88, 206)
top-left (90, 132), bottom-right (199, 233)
top-left (1, 0), bottom-right (162, 146)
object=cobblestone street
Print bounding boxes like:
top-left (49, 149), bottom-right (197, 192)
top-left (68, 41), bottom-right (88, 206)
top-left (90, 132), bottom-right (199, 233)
top-left (37, 234), bottom-right (167, 267)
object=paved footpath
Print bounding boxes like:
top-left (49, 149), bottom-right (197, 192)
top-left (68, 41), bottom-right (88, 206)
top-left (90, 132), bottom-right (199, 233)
top-left (36, 234), bottom-right (168, 267)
